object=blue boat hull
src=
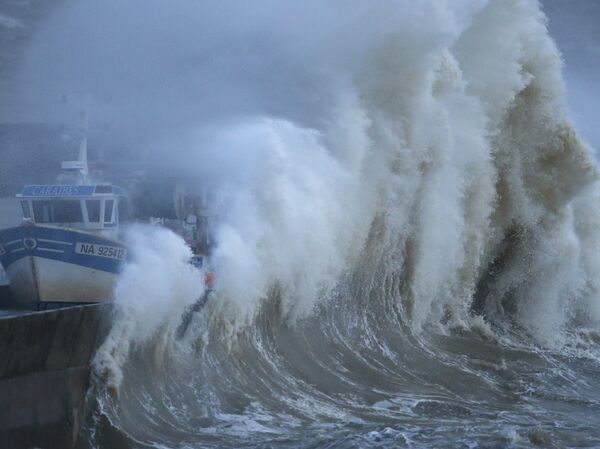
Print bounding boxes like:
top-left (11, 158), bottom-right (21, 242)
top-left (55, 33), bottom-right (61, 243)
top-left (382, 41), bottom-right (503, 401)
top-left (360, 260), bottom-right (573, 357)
top-left (0, 225), bottom-right (126, 304)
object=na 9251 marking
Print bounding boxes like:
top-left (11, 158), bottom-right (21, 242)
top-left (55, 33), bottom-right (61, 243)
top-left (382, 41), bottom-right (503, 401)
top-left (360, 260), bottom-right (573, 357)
top-left (75, 242), bottom-right (127, 260)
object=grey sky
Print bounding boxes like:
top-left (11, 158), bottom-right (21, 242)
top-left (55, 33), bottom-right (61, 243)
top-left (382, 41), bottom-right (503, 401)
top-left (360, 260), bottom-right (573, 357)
top-left (0, 1), bottom-right (598, 151)
top-left (542, 0), bottom-right (600, 152)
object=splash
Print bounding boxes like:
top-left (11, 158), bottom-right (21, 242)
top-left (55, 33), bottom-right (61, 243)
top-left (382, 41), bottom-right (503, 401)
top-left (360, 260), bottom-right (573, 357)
top-left (28, 0), bottom-right (598, 446)
top-left (77, 0), bottom-right (600, 369)
top-left (94, 225), bottom-right (205, 388)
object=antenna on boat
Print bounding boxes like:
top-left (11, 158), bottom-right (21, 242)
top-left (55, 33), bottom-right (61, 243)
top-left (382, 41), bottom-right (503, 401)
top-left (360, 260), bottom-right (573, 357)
top-left (78, 97), bottom-right (90, 179)
top-left (57, 94), bottom-right (91, 185)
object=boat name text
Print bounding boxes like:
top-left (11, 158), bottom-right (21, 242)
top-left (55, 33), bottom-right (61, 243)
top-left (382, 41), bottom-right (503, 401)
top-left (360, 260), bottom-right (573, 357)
top-left (22, 185), bottom-right (95, 197)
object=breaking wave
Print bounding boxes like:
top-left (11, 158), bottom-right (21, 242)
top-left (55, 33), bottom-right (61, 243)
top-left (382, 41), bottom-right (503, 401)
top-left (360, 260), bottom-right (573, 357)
top-left (71, 0), bottom-right (600, 447)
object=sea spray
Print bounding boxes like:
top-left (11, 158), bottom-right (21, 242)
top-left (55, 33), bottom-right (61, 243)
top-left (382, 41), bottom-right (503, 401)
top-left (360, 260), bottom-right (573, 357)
top-left (201, 118), bottom-right (373, 320)
top-left (94, 225), bottom-right (205, 389)
top-left (37, 0), bottom-right (600, 446)
top-left (78, 0), bottom-right (600, 369)
top-left (19, 0), bottom-right (600, 336)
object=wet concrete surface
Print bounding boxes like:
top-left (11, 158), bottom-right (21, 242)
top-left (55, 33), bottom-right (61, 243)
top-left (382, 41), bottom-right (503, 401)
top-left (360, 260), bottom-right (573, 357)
top-left (0, 303), bottom-right (113, 449)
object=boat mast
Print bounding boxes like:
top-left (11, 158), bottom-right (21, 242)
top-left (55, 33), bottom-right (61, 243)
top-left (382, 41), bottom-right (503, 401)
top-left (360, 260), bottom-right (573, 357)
top-left (57, 96), bottom-right (91, 185)
top-left (77, 102), bottom-right (90, 181)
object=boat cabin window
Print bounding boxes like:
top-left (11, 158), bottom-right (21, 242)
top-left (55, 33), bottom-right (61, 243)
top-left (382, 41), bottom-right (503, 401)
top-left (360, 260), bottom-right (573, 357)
top-left (104, 199), bottom-right (115, 223)
top-left (118, 200), bottom-right (129, 222)
top-left (32, 200), bottom-right (83, 223)
top-left (86, 200), bottom-right (101, 222)
top-left (20, 201), bottom-right (31, 219)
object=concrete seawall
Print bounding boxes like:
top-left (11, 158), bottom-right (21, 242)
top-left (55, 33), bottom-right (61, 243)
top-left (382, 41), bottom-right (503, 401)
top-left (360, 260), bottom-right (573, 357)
top-left (0, 304), bottom-right (113, 449)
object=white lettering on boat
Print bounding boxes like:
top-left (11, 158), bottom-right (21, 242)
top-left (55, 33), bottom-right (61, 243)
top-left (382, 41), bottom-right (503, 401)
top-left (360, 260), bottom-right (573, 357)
top-left (75, 242), bottom-right (127, 260)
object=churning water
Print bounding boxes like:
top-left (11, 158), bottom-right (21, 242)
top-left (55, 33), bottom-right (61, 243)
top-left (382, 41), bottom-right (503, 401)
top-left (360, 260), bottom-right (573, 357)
top-left (78, 1), bottom-right (600, 447)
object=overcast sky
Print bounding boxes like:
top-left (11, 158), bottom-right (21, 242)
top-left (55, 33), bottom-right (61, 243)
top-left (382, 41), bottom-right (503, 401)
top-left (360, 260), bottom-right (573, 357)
top-left (542, 0), bottom-right (600, 152)
top-left (0, 1), bottom-right (599, 152)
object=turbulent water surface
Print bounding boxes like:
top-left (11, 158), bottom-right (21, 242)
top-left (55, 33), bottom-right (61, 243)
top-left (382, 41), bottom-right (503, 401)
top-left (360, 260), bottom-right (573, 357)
top-left (8, 0), bottom-right (600, 447)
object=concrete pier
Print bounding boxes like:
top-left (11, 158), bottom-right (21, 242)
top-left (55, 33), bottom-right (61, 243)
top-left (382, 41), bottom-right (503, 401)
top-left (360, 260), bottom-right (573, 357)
top-left (0, 304), bottom-right (112, 449)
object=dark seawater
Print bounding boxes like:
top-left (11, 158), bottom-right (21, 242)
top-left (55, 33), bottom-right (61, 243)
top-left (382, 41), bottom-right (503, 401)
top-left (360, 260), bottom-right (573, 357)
top-left (86, 291), bottom-right (600, 449)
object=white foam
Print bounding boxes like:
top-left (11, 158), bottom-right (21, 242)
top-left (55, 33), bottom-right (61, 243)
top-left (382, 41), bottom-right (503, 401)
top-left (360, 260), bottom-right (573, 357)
top-left (61, 0), bottom-right (600, 361)
top-left (94, 225), bottom-right (205, 387)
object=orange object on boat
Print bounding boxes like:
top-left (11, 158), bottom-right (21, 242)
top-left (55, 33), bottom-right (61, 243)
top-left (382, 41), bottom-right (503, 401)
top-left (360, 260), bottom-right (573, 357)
top-left (204, 271), bottom-right (216, 289)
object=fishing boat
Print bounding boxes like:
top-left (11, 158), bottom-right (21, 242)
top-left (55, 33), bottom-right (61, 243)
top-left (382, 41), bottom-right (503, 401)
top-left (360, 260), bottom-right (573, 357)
top-left (0, 127), bottom-right (127, 307)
